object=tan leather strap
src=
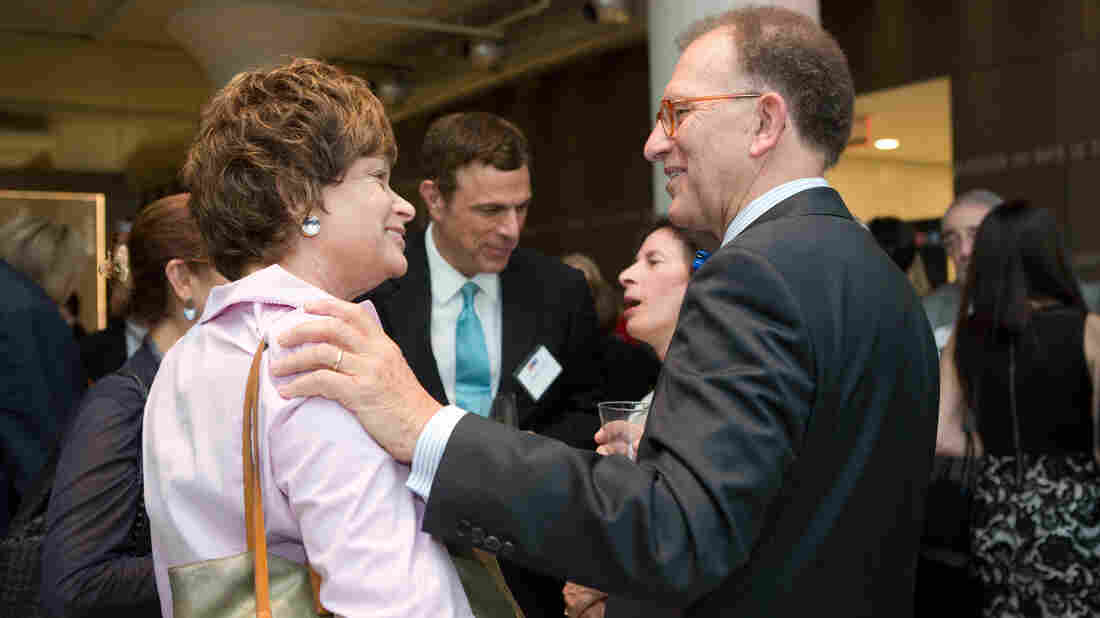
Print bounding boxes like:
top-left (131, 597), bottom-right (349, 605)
top-left (310, 569), bottom-right (328, 615)
top-left (242, 339), bottom-right (332, 616)
top-left (243, 340), bottom-right (272, 618)
top-left (472, 549), bottom-right (526, 618)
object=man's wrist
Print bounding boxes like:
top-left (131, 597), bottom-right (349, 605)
top-left (406, 405), bottom-right (468, 499)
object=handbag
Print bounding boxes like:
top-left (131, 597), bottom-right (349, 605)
top-left (0, 449), bottom-right (56, 618)
top-left (167, 340), bottom-right (329, 618)
top-left (448, 544), bottom-right (526, 618)
top-left (0, 370), bottom-right (153, 618)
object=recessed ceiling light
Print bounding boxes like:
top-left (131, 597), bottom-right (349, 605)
top-left (469, 39), bottom-right (504, 70)
top-left (874, 138), bottom-right (899, 150)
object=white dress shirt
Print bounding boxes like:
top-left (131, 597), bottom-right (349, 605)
top-left (426, 222), bottom-right (503, 404)
top-left (124, 318), bottom-right (148, 358)
top-left (721, 177), bottom-right (830, 247)
top-left (144, 265), bottom-right (472, 618)
top-left (408, 179), bottom-right (831, 500)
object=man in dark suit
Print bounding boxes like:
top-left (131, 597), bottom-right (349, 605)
top-left (273, 7), bottom-right (939, 617)
top-left (79, 318), bottom-right (127, 382)
top-left (0, 258), bottom-right (85, 533)
top-left (363, 112), bottom-right (603, 617)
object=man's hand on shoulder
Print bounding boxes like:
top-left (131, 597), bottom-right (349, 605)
top-left (269, 297), bottom-right (442, 463)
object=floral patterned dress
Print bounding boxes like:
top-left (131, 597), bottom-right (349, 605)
top-left (968, 307), bottom-right (1100, 617)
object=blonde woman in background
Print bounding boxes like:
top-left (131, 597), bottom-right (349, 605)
top-left (0, 212), bottom-right (88, 533)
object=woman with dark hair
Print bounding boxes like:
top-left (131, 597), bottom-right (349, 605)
top-left (936, 200), bottom-right (1100, 617)
top-left (562, 218), bottom-right (713, 618)
top-left (40, 194), bottom-right (225, 617)
top-left (562, 252), bottom-right (660, 402)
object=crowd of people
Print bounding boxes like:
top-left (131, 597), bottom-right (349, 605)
top-left (1, 5), bottom-right (1097, 618)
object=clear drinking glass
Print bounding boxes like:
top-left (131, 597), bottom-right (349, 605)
top-left (597, 400), bottom-right (648, 460)
top-left (489, 391), bottom-right (518, 428)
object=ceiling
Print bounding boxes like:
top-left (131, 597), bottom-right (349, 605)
top-left (0, 1), bottom-right (952, 190)
top-left (0, 0), bottom-right (646, 177)
top-left (3, 0), bottom-right (646, 121)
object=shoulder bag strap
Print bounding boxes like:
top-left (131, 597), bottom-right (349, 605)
top-left (117, 369), bottom-right (153, 553)
top-left (243, 340), bottom-right (271, 618)
top-left (118, 370), bottom-right (149, 398)
top-left (242, 339), bottom-right (329, 618)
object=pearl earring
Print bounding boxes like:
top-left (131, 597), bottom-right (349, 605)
top-left (183, 300), bottom-right (197, 321)
top-left (302, 214), bottom-right (321, 237)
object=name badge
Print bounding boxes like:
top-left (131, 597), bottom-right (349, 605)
top-left (513, 345), bottom-right (562, 402)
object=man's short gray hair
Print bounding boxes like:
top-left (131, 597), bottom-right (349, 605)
top-left (947, 189), bottom-right (1003, 215)
top-left (676, 6), bottom-right (854, 169)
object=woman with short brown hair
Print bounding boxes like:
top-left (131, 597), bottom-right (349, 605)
top-left (183, 58), bottom-right (397, 282)
top-left (142, 58), bottom-right (473, 617)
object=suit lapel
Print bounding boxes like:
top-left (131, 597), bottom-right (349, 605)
top-left (499, 253), bottom-right (537, 404)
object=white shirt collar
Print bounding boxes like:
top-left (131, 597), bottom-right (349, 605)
top-left (124, 318), bottom-right (148, 358)
top-left (721, 177), bottom-right (830, 247)
top-left (424, 222), bottom-right (500, 305)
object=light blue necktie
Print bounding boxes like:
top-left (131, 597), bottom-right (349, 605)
top-left (455, 282), bottom-right (492, 417)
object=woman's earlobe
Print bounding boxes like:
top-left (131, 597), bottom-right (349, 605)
top-left (164, 258), bottom-right (194, 304)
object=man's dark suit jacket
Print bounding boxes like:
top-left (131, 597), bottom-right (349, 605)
top-left (0, 259), bottom-right (85, 534)
top-left (365, 228), bottom-right (605, 617)
top-left (420, 188), bottom-right (940, 617)
top-left (79, 318), bottom-right (128, 383)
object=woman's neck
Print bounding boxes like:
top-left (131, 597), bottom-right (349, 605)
top-left (653, 334), bottom-right (671, 362)
top-left (270, 251), bottom-right (359, 301)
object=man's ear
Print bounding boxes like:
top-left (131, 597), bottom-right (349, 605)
top-left (419, 180), bottom-right (445, 222)
top-left (749, 92), bottom-right (788, 158)
top-left (164, 258), bottom-right (194, 305)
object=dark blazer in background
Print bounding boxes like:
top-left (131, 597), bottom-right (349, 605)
top-left (42, 339), bottom-right (160, 617)
top-left (599, 335), bottom-right (661, 402)
top-left (0, 259), bottom-right (85, 534)
top-left (78, 318), bottom-right (128, 384)
top-left (421, 188), bottom-right (940, 617)
top-left (366, 228), bottom-right (605, 617)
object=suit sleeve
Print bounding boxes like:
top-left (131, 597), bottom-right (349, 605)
top-left (0, 298), bottom-right (84, 499)
top-left (422, 245), bottom-right (816, 605)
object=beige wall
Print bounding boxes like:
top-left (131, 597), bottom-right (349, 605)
top-left (826, 156), bottom-right (953, 223)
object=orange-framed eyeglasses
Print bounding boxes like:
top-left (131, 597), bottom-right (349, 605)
top-left (656, 93), bottom-right (762, 137)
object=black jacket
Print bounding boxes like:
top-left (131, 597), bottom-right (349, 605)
top-left (41, 339), bottom-right (160, 617)
top-left (421, 189), bottom-right (939, 617)
top-left (365, 228), bottom-right (606, 617)
top-left (365, 228), bottom-right (605, 448)
top-left (0, 259), bottom-right (85, 533)
top-left (78, 318), bottom-right (128, 384)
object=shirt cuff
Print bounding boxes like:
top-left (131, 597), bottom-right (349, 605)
top-left (406, 405), bottom-right (467, 500)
